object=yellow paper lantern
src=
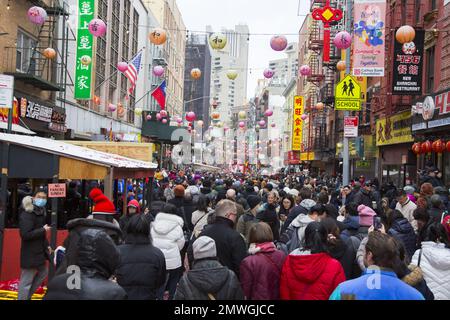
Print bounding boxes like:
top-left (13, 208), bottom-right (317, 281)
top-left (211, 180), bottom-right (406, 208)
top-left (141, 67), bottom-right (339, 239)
top-left (209, 33), bottom-right (227, 50)
top-left (227, 70), bottom-right (238, 80)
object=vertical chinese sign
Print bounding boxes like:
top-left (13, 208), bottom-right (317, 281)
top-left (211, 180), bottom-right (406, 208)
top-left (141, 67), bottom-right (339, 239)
top-left (392, 30), bottom-right (424, 95)
top-left (74, 0), bottom-right (95, 100)
top-left (292, 96), bottom-right (304, 151)
top-left (352, 0), bottom-right (386, 77)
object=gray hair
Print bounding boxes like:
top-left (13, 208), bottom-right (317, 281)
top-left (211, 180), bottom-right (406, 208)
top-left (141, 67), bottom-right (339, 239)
top-left (226, 189), bottom-right (236, 200)
top-left (214, 199), bottom-right (237, 218)
top-left (184, 189), bottom-right (192, 201)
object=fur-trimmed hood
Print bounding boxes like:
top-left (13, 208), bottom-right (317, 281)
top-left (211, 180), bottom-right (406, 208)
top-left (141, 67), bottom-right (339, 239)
top-left (22, 196), bottom-right (35, 213)
top-left (402, 265), bottom-right (424, 287)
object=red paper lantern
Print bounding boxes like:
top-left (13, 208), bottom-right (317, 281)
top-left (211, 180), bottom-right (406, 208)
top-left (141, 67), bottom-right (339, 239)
top-left (421, 140), bottom-right (432, 154)
top-left (446, 141), bottom-right (450, 153)
top-left (432, 139), bottom-right (445, 153)
top-left (412, 142), bottom-right (422, 155)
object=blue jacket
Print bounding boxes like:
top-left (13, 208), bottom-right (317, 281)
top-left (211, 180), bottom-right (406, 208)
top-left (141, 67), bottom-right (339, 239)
top-left (329, 268), bottom-right (424, 300)
top-left (388, 218), bottom-right (417, 259)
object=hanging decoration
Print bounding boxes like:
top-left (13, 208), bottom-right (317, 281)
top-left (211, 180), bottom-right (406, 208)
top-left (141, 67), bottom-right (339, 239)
top-left (93, 95), bottom-right (101, 105)
top-left (211, 112), bottom-right (220, 120)
top-left (212, 101), bottom-right (218, 109)
top-left (315, 102), bottom-right (324, 111)
top-left (160, 110), bottom-right (168, 118)
top-left (271, 123), bottom-right (276, 128)
top-left (156, 113), bottom-right (162, 121)
top-left (80, 55), bottom-right (92, 66)
top-left (270, 35), bottom-right (288, 51)
top-left (27, 6), bottom-right (47, 25)
top-left (134, 108), bottom-right (143, 116)
top-left (146, 115), bottom-right (152, 121)
top-left (333, 31), bottom-right (352, 50)
top-left (264, 109), bottom-right (273, 117)
top-left (88, 19), bottom-right (107, 37)
top-left (191, 68), bottom-right (202, 80)
top-left (153, 65), bottom-right (165, 77)
top-left (259, 120), bottom-right (266, 127)
top-left (446, 141), bottom-right (450, 153)
top-left (263, 69), bottom-right (274, 79)
top-left (421, 140), bottom-right (432, 154)
top-left (117, 103), bottom-right (125, 118)
top-left (311, 0), bottom-right (343, 62)
top-left (42, 48), bottom-right (56, 59)
top-left (107, 103), bottom-right (116, 112)
top-left (209, 33), bottom-right (227, 50)
top-left (162, 119), bottom-right (168, 124)
top-left (186, 112), bottom-right (196, 122)
top-left (149, 28), bottom-right (167, 45)
top-left (238, 111), bottom-right (247, 120)
top-left (301, 114), bottom-right (308, 121)
top-left (117, 62), bottom-right (128, 72)
top-left (412, 142), bottom-right (422, 155)
top-left (336, 61), bottom-right (346, 71)
top-left (299, 65), bottom-right (311, 76)
top-left (432, 139), bottom-right (445, 153)
top-left (238, 121), bottom-right (245, 128)
top-left (226, 70), bottom-right (238, 80)
top-left (395, 25), bottom-right (415, 44)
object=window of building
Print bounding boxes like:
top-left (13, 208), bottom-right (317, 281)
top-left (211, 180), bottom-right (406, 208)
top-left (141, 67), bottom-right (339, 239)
top-left (431, 0), bottom-right (437, 10)
top-left (426, 46), bottom-right (435, 93)
top-left (95, 0), bottom-right (108, 91)
top-left (110, 0), bottom-right (120, 88)
top-left (16, 30), bottom-right (37, 74)
top-left (132, 9), bottom-right (139, 55)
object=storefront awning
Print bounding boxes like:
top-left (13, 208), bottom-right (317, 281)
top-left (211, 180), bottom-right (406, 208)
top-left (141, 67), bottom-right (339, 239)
top-left (0, 133), bottom-right (157, 171)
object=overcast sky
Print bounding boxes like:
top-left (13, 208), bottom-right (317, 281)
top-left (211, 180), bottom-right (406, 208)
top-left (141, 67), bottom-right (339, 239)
top-left (177, 0), bottom-right (309, 99)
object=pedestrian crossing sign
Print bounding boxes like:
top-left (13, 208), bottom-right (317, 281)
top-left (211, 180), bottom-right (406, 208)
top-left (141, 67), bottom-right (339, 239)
top-left (335, 75), bottom-right (361, 111)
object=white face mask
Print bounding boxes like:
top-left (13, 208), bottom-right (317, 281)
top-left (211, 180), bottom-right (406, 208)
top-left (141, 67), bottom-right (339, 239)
top-left (128, 208), bottom-right (137, 215)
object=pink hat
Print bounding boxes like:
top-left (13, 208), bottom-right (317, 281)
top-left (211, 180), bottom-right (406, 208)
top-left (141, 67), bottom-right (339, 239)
top-left (358, 205), bottom-right (376, 227)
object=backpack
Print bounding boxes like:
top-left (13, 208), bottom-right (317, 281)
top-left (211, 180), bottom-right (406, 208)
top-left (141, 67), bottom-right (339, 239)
top-left (277, 223), bottom-right (301, 255)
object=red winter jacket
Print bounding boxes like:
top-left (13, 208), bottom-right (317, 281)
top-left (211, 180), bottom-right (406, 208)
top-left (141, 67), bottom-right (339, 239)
top-left (280, 251), bottom-right (345, 300)
top-left (240, 242), bottom-right (286, 300)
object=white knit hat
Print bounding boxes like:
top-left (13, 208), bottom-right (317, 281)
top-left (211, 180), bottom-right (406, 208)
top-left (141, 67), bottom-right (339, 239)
top-left (193, 236), bottom-right (217, 260)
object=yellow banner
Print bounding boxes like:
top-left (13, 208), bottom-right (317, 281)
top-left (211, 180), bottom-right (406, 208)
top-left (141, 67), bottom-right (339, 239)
top-left (376, 111), bottom-right (414, 146)
top-left (300, 152), bottom-right (315, 161)
top-left (292, 96), bottom-right (304, 151)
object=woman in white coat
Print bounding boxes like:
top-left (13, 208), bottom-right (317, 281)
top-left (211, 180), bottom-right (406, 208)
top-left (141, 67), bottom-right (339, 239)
top-left (411, 222), bottom-right (450, 300)
top-left (151, 203), bottom-right (185, 300)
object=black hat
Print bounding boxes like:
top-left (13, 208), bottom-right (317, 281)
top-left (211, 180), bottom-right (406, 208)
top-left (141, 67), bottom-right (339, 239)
top-left (247, 195), bottom-right (262, 210)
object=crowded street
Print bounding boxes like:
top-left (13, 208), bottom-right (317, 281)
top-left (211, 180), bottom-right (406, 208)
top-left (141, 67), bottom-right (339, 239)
top-left (0, 0), bottom-right (449, 306)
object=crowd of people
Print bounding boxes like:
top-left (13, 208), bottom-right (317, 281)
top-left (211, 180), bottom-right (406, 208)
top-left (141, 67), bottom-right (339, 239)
top-left (17, 168), bottom-right (450, 300)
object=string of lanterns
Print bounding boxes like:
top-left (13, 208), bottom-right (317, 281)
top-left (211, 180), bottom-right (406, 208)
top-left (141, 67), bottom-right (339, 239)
top-left (412, 140), bottom-right (450, 155)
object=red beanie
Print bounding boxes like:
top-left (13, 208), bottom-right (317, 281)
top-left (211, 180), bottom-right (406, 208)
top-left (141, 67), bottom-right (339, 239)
top-left (89, 188), bottom-right (115, 215)
top-left (443, 215), bottom-right (450, 242)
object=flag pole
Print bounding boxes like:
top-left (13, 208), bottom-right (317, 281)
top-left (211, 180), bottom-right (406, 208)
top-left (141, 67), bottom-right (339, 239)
top-left (132, 80), bottom-right (164, 109)
top-left (94, 47), bottom-right (146, 92)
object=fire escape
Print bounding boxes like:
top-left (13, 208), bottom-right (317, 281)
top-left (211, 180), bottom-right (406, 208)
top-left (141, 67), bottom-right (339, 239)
top-left (4, 0), bottom-right (70, 103)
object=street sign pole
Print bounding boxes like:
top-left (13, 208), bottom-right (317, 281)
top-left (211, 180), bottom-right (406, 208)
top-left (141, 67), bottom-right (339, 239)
top-left (343, 0), bottom-right (353, 186)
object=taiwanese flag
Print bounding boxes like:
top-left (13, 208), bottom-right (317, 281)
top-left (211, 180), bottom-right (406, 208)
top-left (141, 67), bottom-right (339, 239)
top-left (151, 81), bottom-right (166, 110)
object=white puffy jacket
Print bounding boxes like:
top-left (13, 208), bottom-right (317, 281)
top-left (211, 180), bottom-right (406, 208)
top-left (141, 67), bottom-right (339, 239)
top-left (151, 213), bottom-right (185, 270)
top-left (411, 242), bottom-right (450, 300)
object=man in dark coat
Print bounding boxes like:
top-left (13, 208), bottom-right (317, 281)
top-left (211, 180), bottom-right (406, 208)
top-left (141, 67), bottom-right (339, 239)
top-left (175, 236), bottom-right (244, 300)
top-left (353, 181), bottom-right (374, 208)
top-left (188, 200), bottom-right (247, 278)
top-left (44, 228), bottom-right (126, 300)
top-left (18, 191), bottom-right (51, 300)
top-left (256, 191), bottom-right (280, 241)
top-left (116, 214), bottom-right (166, 300)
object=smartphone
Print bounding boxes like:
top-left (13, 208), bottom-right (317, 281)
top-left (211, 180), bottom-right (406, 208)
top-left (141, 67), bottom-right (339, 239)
top-left (373, 216), bottom-right (382, 230)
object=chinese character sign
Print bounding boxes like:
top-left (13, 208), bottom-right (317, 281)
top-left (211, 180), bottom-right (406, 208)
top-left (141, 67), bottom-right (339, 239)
top-left (352, 0), bottom-right (386, 77)
top-left (292, 96), bottom-right (304, 151)
top-left (74, 0), bottom-right (95, 99)
top-left (392, 29), bottom-right (424, 95)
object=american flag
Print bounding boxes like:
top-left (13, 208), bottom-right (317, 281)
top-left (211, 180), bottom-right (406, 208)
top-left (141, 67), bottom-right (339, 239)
top-left (124, 51), bottom-right (143, 96)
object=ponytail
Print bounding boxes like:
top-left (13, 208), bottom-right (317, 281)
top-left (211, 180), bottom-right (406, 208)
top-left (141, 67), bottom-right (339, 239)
top-left (303, 222), bottom-right (329, 254)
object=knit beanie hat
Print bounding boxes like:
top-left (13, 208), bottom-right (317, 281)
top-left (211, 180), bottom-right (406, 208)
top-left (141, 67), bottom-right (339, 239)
top-left (193, 236), bottom-right (217, 260)
top-left (247, 195), bottom-right (262, 210)
top-left (358, 204), bottom-right (376, 227)
top-left (442, 215), bottom-right (450, 242)
top-left (174, 184), bottom-right (185, 197)
top-left (89, 188), bottom-right (116, 215)
top-left (127, 199), bottom-right (140, 213)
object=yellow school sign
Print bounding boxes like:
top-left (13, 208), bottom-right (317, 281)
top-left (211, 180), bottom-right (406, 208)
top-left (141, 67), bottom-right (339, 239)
top-left (335, 75), bottom-right (362, 111)
top-left (292, 96), bottom-right (304, 151)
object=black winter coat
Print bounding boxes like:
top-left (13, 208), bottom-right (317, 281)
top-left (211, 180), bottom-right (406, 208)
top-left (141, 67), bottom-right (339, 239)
top-left (116, 234), bottom-right (166, 300)
top-left (44, 228), bottom-right (126, 300)
top-left (329, 238), bottom-right (361, 280)
top-left (168, 197), bottom-right (195, 231)
top-left (353, 190), bottom-right (373, 208)
top-left (56, 218), bottom-right (122, 276)
top-left (388, 218), bottom-right (417, 259)
top-left (174, 259), bottom-right (244, 300)
top-left (188, 217), bottom-right (247, 278)
top-left (19, 197), bottom-right (49, 269)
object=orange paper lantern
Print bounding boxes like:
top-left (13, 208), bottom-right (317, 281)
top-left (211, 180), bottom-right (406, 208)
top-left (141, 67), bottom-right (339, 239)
top-left (421, 140), bottom-right (432, 154)
top-left (336, 61), bottom-right (346, 71)
top-left (395, 25), bottom-right (416, 44)
top-left (432, 139), bottom-right (445, 153)
top-left (149, 28), bottom-right (167, 45)
top-left (191, 68), bottom-right (202, 80)
top-left (43, 48), bottom-right (56, 59)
